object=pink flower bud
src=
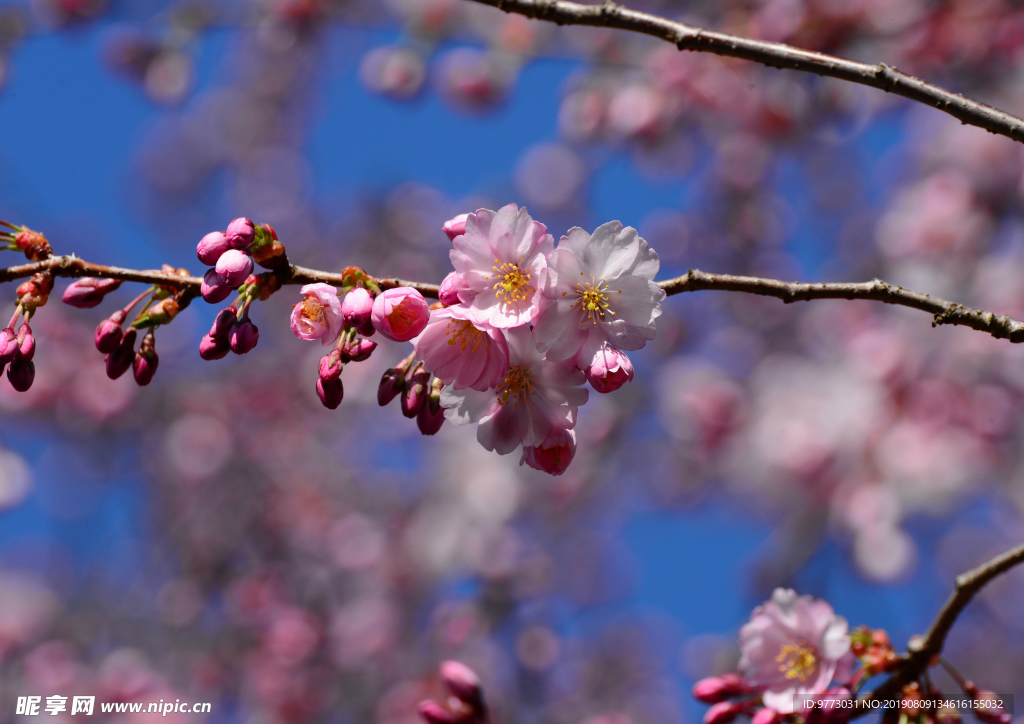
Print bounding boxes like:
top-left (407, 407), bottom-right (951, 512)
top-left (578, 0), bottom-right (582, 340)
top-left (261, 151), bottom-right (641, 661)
top-left (210, 305), bottom-right (238, 340)
top-left (440, 660), bottom-right (482, 705)
top-left (229, 320), bottom-right (259, 355)
top-left (319, 350), bottom-right (343, 382)
top-left (201, 268), bottom-right (232, 304)
top-left (133, 332), bottom-right (158, 386)
top-left (95, 311), bottom-right (126, 354)
top-left (417, 701), bottom-right (457, 724)
top-left (442, 213), bottom-right (469, 241)
top-left (341, 336), bottom-right (377, 363)
top-left (199, 334), bottom-right (230, 361)
top-left (341, 287), bottom-right (374, 329)
top-left (215, 249), bottom-right (255, 288)
top-left (0, 328), bottom-right (19, 365)
top-left (62, 278), bottom-right (122, 308)
top-left (6, 352), bottom-right (34, 392)
top-left (17, 324), bottom-right (34, 362)
top-left (751, 709), bottom-right (780, 724)
top-left (704, 701), bottom-right (745, 724)
top-left (692, 674), bottom-right (750, 704)
top-left (401, 365), bottom-right (430, 418)
top-left (378, 367), bottom-right (406, 406)
top-left (974, 693), bottom-right (1010, 724)
top-left (417, 378), bottom-right (445, 436)
top-left (225, 217), bottom-right (256, 249)
top-left (316, 377), bottom-right (344, 410)
top-left (197, 231), bottom-right (231, 265)
top-left (584, 344), bottom-right (634, 393)
top-left (371, 287), bottom-right (430, 342)
top-left (106, 328), bottom-right (138, 380)
top-left (437, 271), bottom-right (470, 307)
top-left (521, 428), bottom-right (576, 476)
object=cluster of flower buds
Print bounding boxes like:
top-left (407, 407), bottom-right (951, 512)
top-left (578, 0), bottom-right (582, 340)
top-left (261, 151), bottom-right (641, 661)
top-left (849, 627), bottom-right (899, 678)
top-left (0, 221), bottom-right (52, 262)
top-left (85, 267), bottom-right (193, 387)
top-left (289, 264), bottom-right (432, 413)
top-left (0, 318), bottom-right (36, 392)
top-left (377, 353), bottom-right (445, 435)
top-left (417, 661), bottom-right (490, 724)
top-left (197, 217), bottom-right (257, 303)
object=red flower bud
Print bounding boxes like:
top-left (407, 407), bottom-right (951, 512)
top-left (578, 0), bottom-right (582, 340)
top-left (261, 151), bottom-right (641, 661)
top-left (106, 328), bottom-right (137, 380)
top-left (316, 376), bottom-right (343, 410)
top-left (401, 365), bottom-right (430, 418)
top-left (6, 352), bottom-right (34, 392)
top-left (95, 311), bottom-right (127, 354)
top-left (133, 332), bottom-right (159, 386)
top-left (199, 334), bottom-right (230, 361)
top-left (692, 674), bottom-right (750, 704)
top-left (62, 278), bottom-right (122, 309)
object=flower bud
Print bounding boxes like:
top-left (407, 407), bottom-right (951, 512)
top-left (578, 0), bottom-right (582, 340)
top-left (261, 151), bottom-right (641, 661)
top-left (201, 268), bottom-right (232, 304)
top-left (197, 231), bottom-right (231, 265)
top-left (14, 229), bottom-right (51, 261)
top-left (319, 349), bottom-right (343, 382)
top-left (134, 297), bottom-right (180, 327)
top-left (95, 311), bottom-right (127, 354)
top-left (133, 332), bottom-right (159, 386)
top-left (253, 239), bottom-right (288, 270)
top-left (229, 320), bottom-right (259, 355)
top-left (751, 709), bottom-right (780, 724)
top-left (521, 428), bottom-right (576, 476)
top-left (0, 328), bottom-right (19, 365)
top-left (378, 367), bottom-right (406, 406)
top-left (371, 287), bottom-right (430, 342)
top-left (106, 328), bottom-right (138, 380)
top-left (417, 701), bottom-right (457, 724)
top-left (401, 364), bottom-right (430, 418)
top-left (17, 272), bottom-right (53, 311)
top-left (17, 324), bottom-right (34, 363)
top-left (62, 278), bottom-right (122, 309)
top-left (225, 217), bottom-right (256, 249)
top-left (437, 271), bottom-right (468, 306)
top-left (342, 287), bottom-right (374, 329)
top-left (341, 336), bottom-right (377, 363)
top-left (417, 378), bottom-right (445, 436)
top-left (584, 343), bottom-right (634, 393)
top-left (316, 376), bottom-right (344, 410)
top-left (210, 305), bottom-right (238, 340)
top-left (199, 333), bottom-right (230, 361)
top-left (440, 660), bottom-right (482, 706)
top-left (442, 213), bottom-right (469, 241)
top-left (6, 352), bottom-right (34, 392)
top-left (692, 674), bottom-right (750, 704)
top-left (704, 701), bottom-right (745, 724)
top-left (215, 249), bottom-right (255, 288)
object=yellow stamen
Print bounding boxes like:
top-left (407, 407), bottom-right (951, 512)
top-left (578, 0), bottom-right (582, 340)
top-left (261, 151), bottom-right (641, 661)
top-left (492, 258), bottom-right (533, 306)
top-left (775, 640), bottom-right (818, 682)
top-left (445, 319), bottom-right (489, 353)
top-left (571, 274), bottom-right (619, 325)
top-left (301, 297), bottom-right (326, 325)
top-left (496, 366), bottom-right (535, 409)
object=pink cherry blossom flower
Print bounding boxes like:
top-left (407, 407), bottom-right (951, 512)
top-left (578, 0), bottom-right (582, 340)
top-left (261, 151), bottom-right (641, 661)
top-left (449, 204), bottom-right (554, 328)
top-left (520, 428), bottom-right (576, 476)
top-left (441, 326), bottom-right (588, 455)
top-left (414, 305), bottom-right (509, 391)
top-left (371, 287), bottom-right (430, 342)
top-left (583, 343), bottom-right (634, 393)
top-left (738, 588), bottom-right (851, 714)
top-left (290, 283), bottom-right (344, 345)
top-left (443, 213), bottom-right (469, 241)
top-left (438, 271), bottom-right (470, 306)
top-left (533, 221), bottom-right (664, 362)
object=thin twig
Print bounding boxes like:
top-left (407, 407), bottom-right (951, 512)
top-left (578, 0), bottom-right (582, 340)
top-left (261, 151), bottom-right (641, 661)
top-left (849, 540), bottom-right (1024, 717)
top-left (468, 0), bottom-right (1024, 145)
top-left (659, 269), bottom-right (1024, 342)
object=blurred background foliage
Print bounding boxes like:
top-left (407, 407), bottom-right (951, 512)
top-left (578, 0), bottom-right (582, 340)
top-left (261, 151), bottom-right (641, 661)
top-left (0, 0), bottom-right (1022, 722)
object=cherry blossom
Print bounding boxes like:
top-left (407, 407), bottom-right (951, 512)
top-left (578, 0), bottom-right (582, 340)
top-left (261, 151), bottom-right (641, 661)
top-left (449, 204), bottom-right (553, 328)
top-left (413, 305), bottom-right (509, 391)
top-left (738, 588), bottom-right (851, 714)
top-left (533, 221), bottom-right (665, 363)
top-left (440, 326), bottom-right (588, 455)
top-left (290, 283), bottom-right (344, 345)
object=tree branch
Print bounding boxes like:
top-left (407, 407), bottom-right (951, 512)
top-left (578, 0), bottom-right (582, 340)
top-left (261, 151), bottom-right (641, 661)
top-left (659, 269), bottom-right (1024, 342)
top-left (848, 540), bottom-right (1024, 716)
top-left (468, 0), bottom-right (1024, 145)
top-left (5, 258), bottom-right (1024, 344)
